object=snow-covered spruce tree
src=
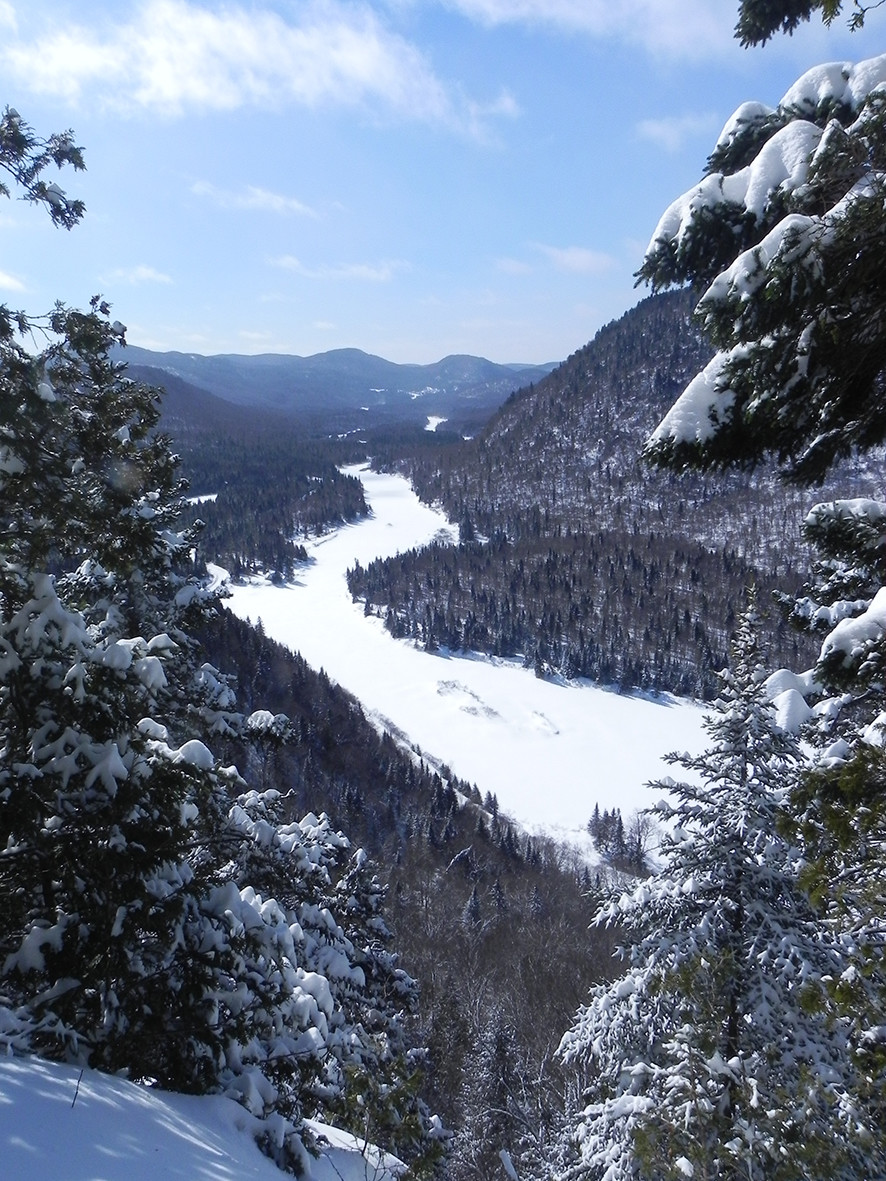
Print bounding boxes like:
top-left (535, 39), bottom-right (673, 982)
top-left (558, 608), bottom-right (881, 1181)
top-left (0, 110), bottom-right (421, 1177)
top-left (637, 45), bottom-right (886, 1089)
top-left (639, 51), bottom-right (886, 486)
top-left (0, 297), bottom-right (245, 1081)
top-left (228, 787), bottom-right (445, 1174)
top-left (635, 49), bottom-right (886, 735)
top-left (734, 0), bottom-right (875, 46)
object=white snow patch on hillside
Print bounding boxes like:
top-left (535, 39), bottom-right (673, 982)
top-left (222, 466), bottom-right (707, 845)
top-left (0, 1055), bottom-right (402, 1181)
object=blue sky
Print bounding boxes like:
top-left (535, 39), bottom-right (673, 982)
top-left (0, 0), bottom-right (883, 364)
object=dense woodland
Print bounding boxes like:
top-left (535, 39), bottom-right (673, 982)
top-left (5, 18), bottom-right (886, 1177)
top-left (348, 524), bottom-right (806, 698)
top-left (198, 608), bottom-right (618, 1178)
top-left (357, 292), bottom-right (881, 696)
top-left (185, 452), bottom-right (367, 581)
top-left (145, 366), bottom-right (371, 576)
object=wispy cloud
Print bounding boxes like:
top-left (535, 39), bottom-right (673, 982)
top-left (102, 265), bottom-right (173, 285)
top-left (192, 181), bottom-right (318, 218)
top-left (238, 329), bottom-right (274, 343)
top-left (636, 113), bottom-right (719, 153)
top-left (441, 0), bottom-right (735, 59)
top-left (465, 88), bottom-right (520, 140)
top-left (495, 257), bottom-right (532, 275)
top-left (0, 0), bottom-right (511, 134)
top-left (534, 244), bottom-right (616, 274)
top-left (0, 268), bottom-right (25, 292)
top-left (272, 255), bottom-right (410, 282)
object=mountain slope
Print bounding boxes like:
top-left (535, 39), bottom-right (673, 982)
top-left (361, 291), bottom-right (882, 696)
top-left (119, 343), bottom-right (554, 425)
top-left (198, 606), bottom-right (610, 1177)
top-left (125, 366), bottom-right (372, 575)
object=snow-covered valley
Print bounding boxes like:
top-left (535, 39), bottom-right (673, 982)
top-left (223, 465), bottom-right (708, 847)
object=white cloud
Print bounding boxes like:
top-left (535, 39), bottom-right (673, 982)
top-left (465, 88), bottom-right (520, 139)
top-left (272, 255), bottom-right (409, 281)
top-left (495, 257), bottom-right (532, 275)
top-left (0, 2), bottom-right (16, 30)
top-left (0, 268), bottom-right (25, 292)
top-left (442, 0), bottom-right (735, 59)
top-left (636, 112), bottom-right (719, 153)
top-left (441, 0), bottom-right (886, 62)
top-left (191, 181), bottom-right (318, 217)
top-left (0, 0), bottom-right (508, 133)
top-left (478, 90), bottom-right (520, 119)
top-left (102, 265), bottom-right (173, 285)
top-left (534, 244), bottom-right (616, 274)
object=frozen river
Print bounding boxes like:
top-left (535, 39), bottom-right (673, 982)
top-left (223, 466), bottom-right (706, 844)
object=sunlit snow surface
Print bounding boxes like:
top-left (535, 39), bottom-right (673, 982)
top-left (223, 466), bottom-right (707, 844)
top-left (0, 1056), bottom-right (401, 1181)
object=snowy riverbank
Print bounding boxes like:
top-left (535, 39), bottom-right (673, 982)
top-left (223, 465), bottom-right (707, 845)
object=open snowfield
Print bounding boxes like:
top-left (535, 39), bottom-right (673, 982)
top-left (0, 1056), bottom-right (401, 1181)
top-left (223, 466), bottom-right (707, 846)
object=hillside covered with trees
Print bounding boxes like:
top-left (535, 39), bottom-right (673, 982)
top-left (0, 108), bottom-right (614, 1181)
top-left (557, 19), bottom-right (886, 1178)
top-left (142, 369), bottom-right (371, 578)
top-left (4, 1), bottom-right (886, 1177)
top-left (357, 291), bottom-right (880, 697)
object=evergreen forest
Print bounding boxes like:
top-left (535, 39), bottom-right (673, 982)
top-left (359, 291), bottom-right (881, 698)
top-left (3, 4), bottom-right (886, 1179)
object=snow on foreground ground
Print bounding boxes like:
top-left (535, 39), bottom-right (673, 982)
top-left (222, 466), bottom-right (707, 846)
top-left (0, 1055), bottom-right (402, 1181)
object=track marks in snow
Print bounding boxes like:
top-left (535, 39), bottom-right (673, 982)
top-left (436, 679), bottom-right (501, 720)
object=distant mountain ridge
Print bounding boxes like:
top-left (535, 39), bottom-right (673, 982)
top-left (116, 343), bottom-right (555, 425)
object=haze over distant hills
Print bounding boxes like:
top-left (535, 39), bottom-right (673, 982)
top-left (118, 343), bottom-right (556, 427)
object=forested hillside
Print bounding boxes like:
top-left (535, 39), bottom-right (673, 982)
top-left (142, 367), bottom-right (371, 576)
top-left (198, 607), bottom-right (616, 1178)
top-left (122, 345), bottom-right (553, 423)
top-left (361, 291), bottom-right (881, 696)
top-left (0, 113), bottom-right (622, 1181)
top-left (5, 4), bottom-right (886, 1178)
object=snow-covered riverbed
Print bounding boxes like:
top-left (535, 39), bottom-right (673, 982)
top-left (223, 466), bottom-right (706, 844)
